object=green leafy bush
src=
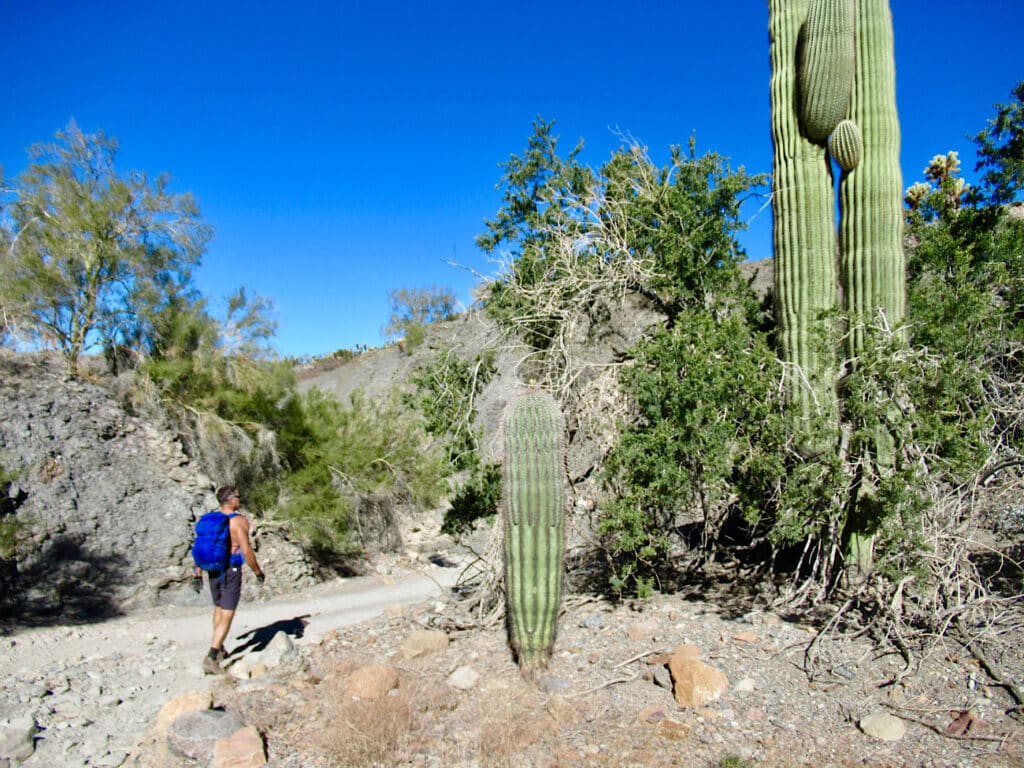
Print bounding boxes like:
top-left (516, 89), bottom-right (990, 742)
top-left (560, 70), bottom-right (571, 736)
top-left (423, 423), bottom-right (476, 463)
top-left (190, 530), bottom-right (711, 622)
top-left (405, 347), bottom-right (500, 537)
top-left (277, 389), bottom-right (445, 562)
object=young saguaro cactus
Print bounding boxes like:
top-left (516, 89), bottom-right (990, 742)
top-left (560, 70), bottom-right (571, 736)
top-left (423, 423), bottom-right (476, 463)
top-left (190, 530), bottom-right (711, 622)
top-left (502, 389), bottom-right (565, 674)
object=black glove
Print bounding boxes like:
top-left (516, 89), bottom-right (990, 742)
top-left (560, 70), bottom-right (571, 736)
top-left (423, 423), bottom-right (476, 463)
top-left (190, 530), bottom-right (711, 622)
top-left (256, 572), bottom-right (266, 584)
top-left (191, 574), bottom-right (203, 593)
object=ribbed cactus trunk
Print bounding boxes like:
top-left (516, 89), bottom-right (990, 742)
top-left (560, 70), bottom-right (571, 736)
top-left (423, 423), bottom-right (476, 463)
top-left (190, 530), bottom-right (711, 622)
top-left (769, 0), bottom-right (841, 431)
top-left (839, 0), bottom-right (905, 350)
top-left (502, 390), bottom-right (565, 674)
top-left (838, 0), bottom-right (906, 573)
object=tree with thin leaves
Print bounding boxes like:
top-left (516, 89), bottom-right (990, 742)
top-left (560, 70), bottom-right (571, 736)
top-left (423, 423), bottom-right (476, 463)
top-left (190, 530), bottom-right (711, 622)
top-left (0, 122), bottom-right (211, 374)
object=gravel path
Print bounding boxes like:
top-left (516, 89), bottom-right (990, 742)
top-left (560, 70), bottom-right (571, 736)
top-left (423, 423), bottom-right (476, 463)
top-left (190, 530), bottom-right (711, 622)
top-left (0, 560), bottom-right (461, 767)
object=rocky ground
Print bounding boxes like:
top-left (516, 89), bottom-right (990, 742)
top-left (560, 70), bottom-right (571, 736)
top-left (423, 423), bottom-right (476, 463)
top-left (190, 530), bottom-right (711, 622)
top-left (3, 542), bottom-right (1020, 768)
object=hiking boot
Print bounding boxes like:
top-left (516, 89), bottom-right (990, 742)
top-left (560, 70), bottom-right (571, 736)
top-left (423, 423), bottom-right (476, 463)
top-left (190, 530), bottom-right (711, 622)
top-left (202, 655), bottom-right (222, 675)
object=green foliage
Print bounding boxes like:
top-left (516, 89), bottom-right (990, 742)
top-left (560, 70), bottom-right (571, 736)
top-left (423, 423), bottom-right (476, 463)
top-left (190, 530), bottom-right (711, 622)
top-left (278, 388), bottom-right (445, 561)
top-left (602, 311), bottom-right (786, 594)
top-left (973, 80), bottom-right (1024, 205)
top-left (0, 122), bottom-right (211, 373)
top-left (476, 117), bottom-right (595, 348)
top-left (384, 286), bottom-right (457, 352)
top-left (405, 347), bottom-right (499, 536)
top-left (503, 390), bottom-right (565, 671)
top-left (406, 348), bottom-right (496, 472)
top-left (480, 120), bottom-right (765, 368)
top-left (442, 461), bottom-right (501, 538)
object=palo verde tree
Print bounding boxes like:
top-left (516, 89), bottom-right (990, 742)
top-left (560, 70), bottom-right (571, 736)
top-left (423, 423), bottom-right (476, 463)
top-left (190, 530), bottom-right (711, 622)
top-left (383, 285), bottom-right (457, 352)
top-left (0, 122), bottom-right (211, 374)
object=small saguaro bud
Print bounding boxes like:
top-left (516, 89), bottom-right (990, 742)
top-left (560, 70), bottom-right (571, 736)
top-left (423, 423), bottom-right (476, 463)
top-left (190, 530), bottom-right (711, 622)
top-left (829, 119), bottom-right (863, 171)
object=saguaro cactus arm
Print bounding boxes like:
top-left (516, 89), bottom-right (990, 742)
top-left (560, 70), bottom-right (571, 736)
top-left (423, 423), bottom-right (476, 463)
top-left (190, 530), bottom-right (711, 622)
top-left (798, 0), bottom-right (856, 143)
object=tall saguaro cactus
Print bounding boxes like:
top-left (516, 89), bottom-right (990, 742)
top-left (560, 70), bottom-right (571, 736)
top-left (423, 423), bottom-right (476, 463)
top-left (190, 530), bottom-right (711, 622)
top-left (769, 0), bottom-right (906, 576)
top-left (769, 0), bottom-right (843, 429)
top-left (502, 390), bottom-right (565, 674)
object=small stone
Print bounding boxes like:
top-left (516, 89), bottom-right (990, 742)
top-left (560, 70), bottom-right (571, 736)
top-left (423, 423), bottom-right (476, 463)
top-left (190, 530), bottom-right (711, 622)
top-left (212, 725), bottom-right (266, 768)
top-left (167, 710), bottom-right (245, 761)
top-left (734, 677), bottom-right (756, 693)
top-left (259, 631), bottom-right (299, 668)
top-left (638, 704), bottom-right (667, 725)
top-left (658, 718), bottom-right (691, 741)
top-left (346, 665), bottom-right (400, 699)
top-left (650, 664), bottom-right (673, 691)
top-left (0, 716), bottom-right (37, 761)
top-left (731, 631), bottom-right (759, 643)
top-left (155, 690), bottom-right (213, 736)
top-left (538, 675), bottom-right (572, 695)
top-left (858, 712), bottom-right (906, 741)
top-left (446, 666), bottom-right (480, 691)
top-left (668, 657), bottom-right (729, 707)
top-left (399, 630), bottom-right (449, 659)
top-left (626, 619), bottom-right (660, 641)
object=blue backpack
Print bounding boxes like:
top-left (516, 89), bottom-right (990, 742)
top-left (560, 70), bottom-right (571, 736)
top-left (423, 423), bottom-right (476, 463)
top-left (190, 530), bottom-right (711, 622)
top-left (192, 511), bottom-right (237, 572)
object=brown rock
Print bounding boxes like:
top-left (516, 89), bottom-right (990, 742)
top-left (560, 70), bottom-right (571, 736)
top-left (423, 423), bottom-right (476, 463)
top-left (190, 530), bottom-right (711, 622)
top-left (400, 629), bottom-right (449, 659)
top-left (638, 704), bottom-right (667, 725)
top-left (346, 664), bottom-right (401, 699)
top-left (648, 643), bottom-right (702, 665)
top-left (732, 631), bottom-right (760, 643)
top-left (212, 725), bottom-right (266, 768)
top-left (658, 718), bottom-right (692, 741)
top-left (668, 656), bottom-right (729, 707)
top-left (626, 619), bottom-right (660, 641)
top-left (154, 690), bottom-right (213, 737)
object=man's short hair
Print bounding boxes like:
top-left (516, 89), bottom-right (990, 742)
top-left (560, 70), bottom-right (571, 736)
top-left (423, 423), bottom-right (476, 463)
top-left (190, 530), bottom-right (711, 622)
top-left (216, 485), bottom-right (240, 505)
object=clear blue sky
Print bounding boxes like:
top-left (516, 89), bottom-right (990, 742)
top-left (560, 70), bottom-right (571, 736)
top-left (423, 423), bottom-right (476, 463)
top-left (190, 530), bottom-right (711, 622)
top-left (2, 1), bottom-right (1021, 359)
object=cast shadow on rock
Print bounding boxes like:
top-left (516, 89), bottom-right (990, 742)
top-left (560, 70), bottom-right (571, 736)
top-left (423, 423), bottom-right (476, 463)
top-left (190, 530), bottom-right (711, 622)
top-left (228, 615), bottom-right (310, 658)
top-left (0, 535), bottom-right (127, 630)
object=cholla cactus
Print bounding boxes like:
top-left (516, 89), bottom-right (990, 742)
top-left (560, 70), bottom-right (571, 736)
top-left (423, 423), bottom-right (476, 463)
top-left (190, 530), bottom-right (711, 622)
top-left (925, 151), bottom-right (962, 183)
top-left (502, 390), bottom-right (565, 674)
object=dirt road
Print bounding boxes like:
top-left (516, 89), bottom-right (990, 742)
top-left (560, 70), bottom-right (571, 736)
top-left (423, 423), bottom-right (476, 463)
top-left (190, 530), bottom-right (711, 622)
top-left (0, 560), bottom-right (462, 767)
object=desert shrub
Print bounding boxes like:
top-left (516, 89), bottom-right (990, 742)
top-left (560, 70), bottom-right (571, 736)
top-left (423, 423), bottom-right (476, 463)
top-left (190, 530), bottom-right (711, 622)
top-left (276, 388), bottom-right (445, 563)
top-left (602, 310), bottom-right (786, 595)
top-left (405, 347), bottom-right (499, 537)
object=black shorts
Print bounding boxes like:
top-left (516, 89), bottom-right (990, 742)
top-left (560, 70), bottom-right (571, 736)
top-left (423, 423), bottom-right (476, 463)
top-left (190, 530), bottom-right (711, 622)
top-left (208, 566), bottom-right (243, 610)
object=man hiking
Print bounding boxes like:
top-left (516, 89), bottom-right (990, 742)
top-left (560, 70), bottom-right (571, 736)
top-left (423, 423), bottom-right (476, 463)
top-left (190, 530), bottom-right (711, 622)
top-left (192, 485), bottom-right (265, 674)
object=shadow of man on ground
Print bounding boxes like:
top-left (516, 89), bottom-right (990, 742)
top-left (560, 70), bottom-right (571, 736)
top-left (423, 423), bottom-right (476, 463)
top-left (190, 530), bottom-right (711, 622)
top-left (228, 615), bottom-right (310, 658)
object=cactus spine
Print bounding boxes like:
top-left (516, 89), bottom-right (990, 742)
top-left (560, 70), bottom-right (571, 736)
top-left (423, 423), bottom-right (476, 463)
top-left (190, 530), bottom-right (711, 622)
top-left (769, 0), bottom-right (840, 428)
top-left (502, 390), bottom-right (565, 673)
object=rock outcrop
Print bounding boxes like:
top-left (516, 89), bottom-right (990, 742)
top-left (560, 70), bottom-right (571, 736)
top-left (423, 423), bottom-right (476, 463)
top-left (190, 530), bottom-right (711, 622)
top-left (0, 352), bottom-right (215, 620)
top-left (0, 352), bottom-right (315, 623)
